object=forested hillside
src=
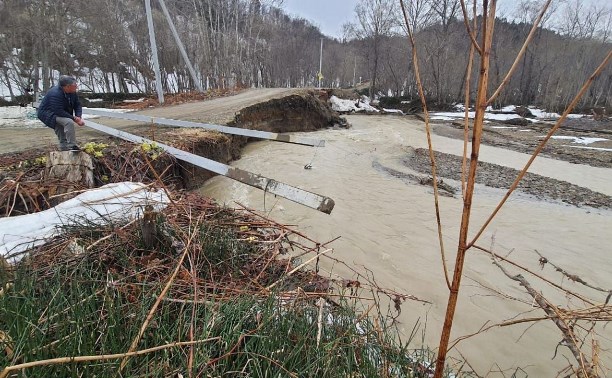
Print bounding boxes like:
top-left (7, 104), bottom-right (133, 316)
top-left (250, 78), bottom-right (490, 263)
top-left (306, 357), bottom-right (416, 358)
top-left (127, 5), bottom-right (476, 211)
top-left (0, 0), bottom-right (609, 110)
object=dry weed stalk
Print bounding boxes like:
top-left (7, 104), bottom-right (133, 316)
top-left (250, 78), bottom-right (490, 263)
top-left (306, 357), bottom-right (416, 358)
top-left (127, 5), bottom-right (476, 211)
top-left (399, 0), bottom-right (451, 291)
top-left (491, 257), bottom-right (596, 377)
top-left (0, 339), bottom-right (219, 378)
top-left (117, 215), bottom-right (198, 372)
top-left (461, 0), bottom-right (478, 199)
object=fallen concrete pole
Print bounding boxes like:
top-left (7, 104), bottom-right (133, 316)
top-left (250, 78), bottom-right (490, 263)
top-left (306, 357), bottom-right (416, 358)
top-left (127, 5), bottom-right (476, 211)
top-left (83, 108), bottom-right (325, 147)
top-left (84, 120), bottom-right (335, 214)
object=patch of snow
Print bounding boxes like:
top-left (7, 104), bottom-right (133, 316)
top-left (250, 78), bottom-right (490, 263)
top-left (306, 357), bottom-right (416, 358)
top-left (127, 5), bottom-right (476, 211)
top-left (382, 108), bottom-right (404, 115)
top-left (501, 105), bottom-right (516, 112)
top-left (529, 108), bottom-right (584, 119)
top-left (81, 107), bottom-right (133, 120)
top-left (546, 135), bottom-right (608, 145)
top-left (429, 116), bottom-right (456, 121)
top-left (563, 145), bottom-right (612, 152)
top-left (490, 126), bottom-right (517, 129)
top-left (430, 111), bottom-right (534, 122)
top-left (487, 113), bottom-right (533, 121)
top-left (329, 95), bottom-right (379, 113)
top-left (0, 106), bottom-right (42, 128)
top-left (0, 182), bottom-right (169, 262)
top-left (123, 98), bottom-right (146, 103)
top-left (529, 107), bottom-right (560, 119)
top-left (86, 98), bottom-right (103, 102)
top-left (0, 106), bottom-right (131, 128)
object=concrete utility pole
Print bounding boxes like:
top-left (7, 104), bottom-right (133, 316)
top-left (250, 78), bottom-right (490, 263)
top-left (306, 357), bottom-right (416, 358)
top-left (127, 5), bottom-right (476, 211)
top-left (84, 120), bottom-right (335, 214)
top-left (157, 0), bottom-right (204, 92)
top-left (353, 56), bottom-right (357, 87)
top-left (83, 108), bottom-right (326, 147)
top-left (145, 0), bottom-right (164, 104)
top-left (318, 38), bottom-right (323, 88)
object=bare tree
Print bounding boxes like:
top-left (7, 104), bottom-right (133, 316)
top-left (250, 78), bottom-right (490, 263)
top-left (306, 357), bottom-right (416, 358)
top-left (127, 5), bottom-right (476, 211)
top-left (346, 0), bottom-right (399, 98)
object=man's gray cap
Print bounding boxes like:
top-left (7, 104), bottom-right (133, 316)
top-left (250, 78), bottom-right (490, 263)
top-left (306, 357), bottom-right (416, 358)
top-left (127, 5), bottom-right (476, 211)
top-left (59, 75), bottom-right (77, 87)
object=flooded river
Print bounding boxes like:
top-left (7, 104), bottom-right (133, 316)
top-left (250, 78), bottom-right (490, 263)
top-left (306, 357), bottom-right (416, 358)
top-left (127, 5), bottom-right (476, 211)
top-left (201, 115), bottom-right (612, 376)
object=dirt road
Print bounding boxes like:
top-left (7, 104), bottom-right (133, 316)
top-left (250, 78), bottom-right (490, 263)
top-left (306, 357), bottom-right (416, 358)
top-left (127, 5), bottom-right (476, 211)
top-left (0, 88), bottom-right (300, 154)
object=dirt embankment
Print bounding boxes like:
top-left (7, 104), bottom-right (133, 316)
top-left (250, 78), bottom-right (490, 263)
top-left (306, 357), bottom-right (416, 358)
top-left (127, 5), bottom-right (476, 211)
top-left (173, 92), bottom-right (348, 188)
top-left (230, 93), bottom-right (348, 132)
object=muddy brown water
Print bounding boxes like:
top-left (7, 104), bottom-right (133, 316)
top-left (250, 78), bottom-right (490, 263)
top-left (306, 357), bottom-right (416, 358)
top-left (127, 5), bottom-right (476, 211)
top-left (201, 115), bottom-right (612, 376)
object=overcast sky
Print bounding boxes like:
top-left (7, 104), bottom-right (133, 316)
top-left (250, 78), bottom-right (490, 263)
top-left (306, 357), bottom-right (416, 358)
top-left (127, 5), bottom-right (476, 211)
top-left (281, 0), bottom-right (606, 39)
top-left (282, 0), bottom-right (360, 39)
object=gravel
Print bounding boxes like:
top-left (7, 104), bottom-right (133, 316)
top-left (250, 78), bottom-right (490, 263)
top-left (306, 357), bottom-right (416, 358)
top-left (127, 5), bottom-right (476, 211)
top-left (404, 148), bottom-right (612, 209)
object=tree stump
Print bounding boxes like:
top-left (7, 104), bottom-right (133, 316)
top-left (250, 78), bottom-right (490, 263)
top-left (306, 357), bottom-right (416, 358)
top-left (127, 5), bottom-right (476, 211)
top-left (140, 204), bottom-right (159, 249)
top-left (45, 151), bottom-right (94, 205)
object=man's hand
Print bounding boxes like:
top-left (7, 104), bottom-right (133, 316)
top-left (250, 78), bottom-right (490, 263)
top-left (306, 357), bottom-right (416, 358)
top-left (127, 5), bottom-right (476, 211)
top-left (74, 116), bottom-right (85, 126)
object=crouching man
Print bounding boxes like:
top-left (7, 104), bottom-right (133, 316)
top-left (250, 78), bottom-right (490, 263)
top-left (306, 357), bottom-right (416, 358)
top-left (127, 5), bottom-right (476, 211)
top-left (37, 75), bottom-right (85, 151)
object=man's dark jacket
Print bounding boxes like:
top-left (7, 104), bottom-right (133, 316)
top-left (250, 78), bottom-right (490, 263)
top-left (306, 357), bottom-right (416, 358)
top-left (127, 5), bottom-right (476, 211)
top-left (37, 85), bottom-right (82, 129)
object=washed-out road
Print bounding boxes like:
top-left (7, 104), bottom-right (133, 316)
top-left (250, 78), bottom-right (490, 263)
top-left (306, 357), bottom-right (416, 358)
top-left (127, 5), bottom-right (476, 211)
top-left (0, 88), bottom-right (300, 154)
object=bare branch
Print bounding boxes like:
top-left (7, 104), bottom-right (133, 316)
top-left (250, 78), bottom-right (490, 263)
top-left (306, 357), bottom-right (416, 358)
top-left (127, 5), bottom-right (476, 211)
top-left (468, 50), bottom-right (612, 249)
top-left (459, 0), bottom-right (482, 54)
top-left (399, 0), bottom-right (451, 290)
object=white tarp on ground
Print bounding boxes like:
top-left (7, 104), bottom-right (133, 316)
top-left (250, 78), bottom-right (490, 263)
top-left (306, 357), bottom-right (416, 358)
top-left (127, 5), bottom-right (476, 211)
top-left (0, 182), bottom-right (169, 263)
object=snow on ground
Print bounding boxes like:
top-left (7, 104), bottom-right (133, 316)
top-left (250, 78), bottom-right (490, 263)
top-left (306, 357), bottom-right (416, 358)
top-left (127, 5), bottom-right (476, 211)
top-left (545, 135), bottom-right (608, 145)
top-left (330, 95), bottom-right (379, 113)
top-left (430, 105), bottom-right (586, 122)
top-left (123, 98), bottom-right (146, 103)
top-left (429, 115), bottom-right (456, 121)
top-left (0, 106), bottom-right (41, 128)
top-left (0, 182), bottom-right (169, 263)
top-left (0, 106), bottom-right (132, 129)
top-left (430, 111), bottom-right (536, 122)
top-left (382, 108), bottom-right (404, 115)
top-left (565, 145), bottom-right (612, 152)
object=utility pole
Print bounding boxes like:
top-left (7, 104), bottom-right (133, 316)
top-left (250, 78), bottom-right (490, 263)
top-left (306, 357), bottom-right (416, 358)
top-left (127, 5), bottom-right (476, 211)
top-left (145, 0), bottom-right (164, 104)
top-left (157, 0), bottom-right (203, 92)
top-left (353, 56), bottom-right (357, 87)
top-left (318, 38), bottom-right (323, 88)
